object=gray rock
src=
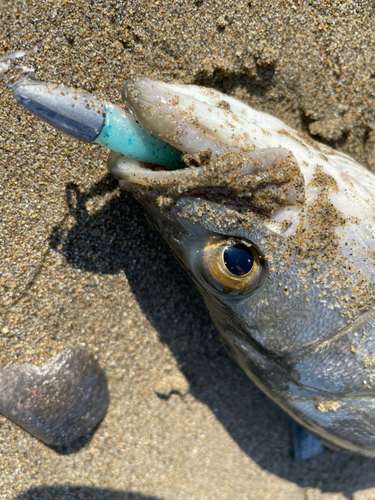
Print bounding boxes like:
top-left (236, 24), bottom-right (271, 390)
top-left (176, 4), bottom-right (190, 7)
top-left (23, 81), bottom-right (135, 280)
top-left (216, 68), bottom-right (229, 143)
top-left (0, 348), bottom-right (108, 446)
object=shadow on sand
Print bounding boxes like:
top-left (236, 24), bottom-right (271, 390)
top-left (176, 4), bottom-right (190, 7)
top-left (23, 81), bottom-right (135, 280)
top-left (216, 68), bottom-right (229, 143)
top-left (16, 487), bottom-right (160, 500)
top-left (46, 175), bottom-right (375, 500)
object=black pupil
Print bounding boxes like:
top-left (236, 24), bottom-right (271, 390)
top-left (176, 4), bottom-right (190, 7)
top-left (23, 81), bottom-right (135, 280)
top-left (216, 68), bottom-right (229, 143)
top-left (223, 244), bottom-right (254, 276)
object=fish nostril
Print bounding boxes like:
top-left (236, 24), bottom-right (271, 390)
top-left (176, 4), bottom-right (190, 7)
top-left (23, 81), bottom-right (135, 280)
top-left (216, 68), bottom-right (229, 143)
top-left (223, 244), bottom-right (254, 276)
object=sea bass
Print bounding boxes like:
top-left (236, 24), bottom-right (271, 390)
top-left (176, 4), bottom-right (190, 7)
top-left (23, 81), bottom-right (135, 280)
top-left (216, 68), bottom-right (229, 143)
top-left (8, 75), bottom-right (375, 454)
top-left (106, 78), bottom-right (375, 456)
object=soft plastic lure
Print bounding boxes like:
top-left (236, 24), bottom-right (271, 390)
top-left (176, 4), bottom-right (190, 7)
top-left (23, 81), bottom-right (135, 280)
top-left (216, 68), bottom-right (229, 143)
top-left (13, 77), bottom-right (184, 169)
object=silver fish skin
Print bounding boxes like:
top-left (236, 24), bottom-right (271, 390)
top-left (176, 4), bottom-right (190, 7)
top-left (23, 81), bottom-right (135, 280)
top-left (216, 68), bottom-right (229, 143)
top-left (108, 78), bottom-right (375, 456)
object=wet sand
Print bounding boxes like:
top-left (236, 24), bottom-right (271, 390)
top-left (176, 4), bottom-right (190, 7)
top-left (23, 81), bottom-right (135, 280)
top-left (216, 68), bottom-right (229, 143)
top-left (1, 1), bottom-right (375, 499)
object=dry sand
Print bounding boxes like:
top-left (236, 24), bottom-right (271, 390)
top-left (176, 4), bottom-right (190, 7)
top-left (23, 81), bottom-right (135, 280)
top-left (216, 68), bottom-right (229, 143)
top-left (1, 0), bottom-right (375, 499)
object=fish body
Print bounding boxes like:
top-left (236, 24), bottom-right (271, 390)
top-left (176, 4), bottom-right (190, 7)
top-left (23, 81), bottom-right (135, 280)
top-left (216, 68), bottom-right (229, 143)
top-left (108, 78), bottom-right (375, 456)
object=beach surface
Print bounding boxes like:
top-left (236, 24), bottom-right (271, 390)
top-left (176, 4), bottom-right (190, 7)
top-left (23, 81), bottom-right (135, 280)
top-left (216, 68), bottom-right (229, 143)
top-left (1, 1), bottom-right (375, 499)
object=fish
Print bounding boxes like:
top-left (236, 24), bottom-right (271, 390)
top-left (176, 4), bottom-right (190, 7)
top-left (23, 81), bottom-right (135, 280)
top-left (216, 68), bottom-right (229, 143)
top-left (105, 77), bottom-right (375, 457)
top-left (7, 75), bottom-right (375, 455)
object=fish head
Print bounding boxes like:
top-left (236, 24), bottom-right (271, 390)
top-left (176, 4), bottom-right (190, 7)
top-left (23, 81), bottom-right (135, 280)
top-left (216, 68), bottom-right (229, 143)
top-left (108, 78), bottom-right (375, 455)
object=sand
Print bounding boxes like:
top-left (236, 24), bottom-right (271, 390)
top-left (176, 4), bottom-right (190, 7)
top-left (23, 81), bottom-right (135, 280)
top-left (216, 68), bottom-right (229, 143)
top-left (1, 0), bottom-right (375, 498)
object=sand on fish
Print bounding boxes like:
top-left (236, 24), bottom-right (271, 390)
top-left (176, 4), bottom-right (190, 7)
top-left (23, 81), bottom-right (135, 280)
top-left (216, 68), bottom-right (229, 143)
top-left (1, 1), bottom-right (375, 499)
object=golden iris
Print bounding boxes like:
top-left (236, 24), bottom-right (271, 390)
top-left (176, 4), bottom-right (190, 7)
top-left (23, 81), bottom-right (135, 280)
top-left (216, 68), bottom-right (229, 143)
top-left (199, 238), bottom-right (263, 295)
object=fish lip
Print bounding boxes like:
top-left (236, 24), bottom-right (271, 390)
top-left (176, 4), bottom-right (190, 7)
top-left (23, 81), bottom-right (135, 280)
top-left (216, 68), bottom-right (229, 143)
top-left (107, 145), bottom-right (306, 221)
top-left (107, 151), bottom-right (203, 188)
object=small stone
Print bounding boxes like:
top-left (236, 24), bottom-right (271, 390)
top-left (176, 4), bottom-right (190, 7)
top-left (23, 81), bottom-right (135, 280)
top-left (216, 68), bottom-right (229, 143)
top-left (309, 118), bottom-right (346, 142)
top-left (154, 372), bottom-right (190, 399)
top-left (316, 400), bottom-right (343, 413)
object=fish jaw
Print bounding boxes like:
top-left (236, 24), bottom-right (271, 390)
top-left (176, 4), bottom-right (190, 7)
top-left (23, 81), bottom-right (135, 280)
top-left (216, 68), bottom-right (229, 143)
top-left (114, 78), bottom-right (375, 235)
top-left (108, 78), bottom-right (375, 456)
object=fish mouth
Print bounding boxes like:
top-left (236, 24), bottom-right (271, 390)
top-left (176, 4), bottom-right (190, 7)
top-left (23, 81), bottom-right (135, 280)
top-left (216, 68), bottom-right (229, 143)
top-left (107, 150), bottom-right (202, 186)
top-left (107, 78), bottom-right (306, 216)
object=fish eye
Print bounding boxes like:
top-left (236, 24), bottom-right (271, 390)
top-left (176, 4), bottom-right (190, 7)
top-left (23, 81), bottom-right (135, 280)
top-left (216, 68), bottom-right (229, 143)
top-left (198, 238), bottom-right (263, 295)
